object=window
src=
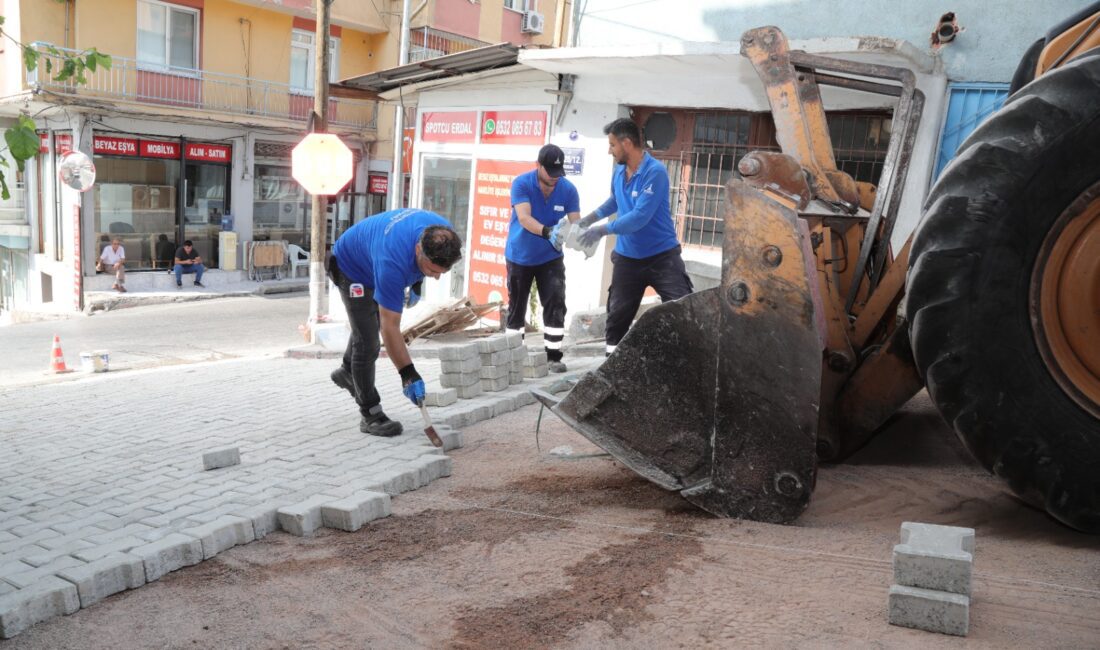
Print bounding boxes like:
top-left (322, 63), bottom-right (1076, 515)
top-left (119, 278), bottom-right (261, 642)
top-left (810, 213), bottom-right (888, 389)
top-left (290, 29), bottom-right (339, 93)
top-left (503, 0), bottom-right (523, 10)
top-left (137, 0), bottom-right (199, 71)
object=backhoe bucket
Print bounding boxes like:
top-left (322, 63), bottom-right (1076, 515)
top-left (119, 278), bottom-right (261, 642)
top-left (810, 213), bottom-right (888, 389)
top-left (536, 179), bottom-right (822, 523)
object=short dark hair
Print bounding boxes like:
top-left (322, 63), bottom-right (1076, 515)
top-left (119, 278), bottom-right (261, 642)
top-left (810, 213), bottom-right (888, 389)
top-left (603, 118), bottom-right (642, 148)
top-left (183, 240), bottom-right (193, 246)
top-left (420, 226), bottom-right (462, 269)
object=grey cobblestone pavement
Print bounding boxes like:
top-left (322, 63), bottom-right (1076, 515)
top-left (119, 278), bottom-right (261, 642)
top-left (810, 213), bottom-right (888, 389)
top-left (0, 353), bottom-right (597, 638)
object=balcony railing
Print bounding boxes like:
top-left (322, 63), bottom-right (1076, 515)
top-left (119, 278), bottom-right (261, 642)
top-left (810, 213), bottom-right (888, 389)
top-left (26, 44), bottom-right (377, 130)
top-left (408, 28), bottom-right (489, 63)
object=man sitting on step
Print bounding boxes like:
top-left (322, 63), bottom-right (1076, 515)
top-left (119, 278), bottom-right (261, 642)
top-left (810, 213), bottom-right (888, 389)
top-left (173, 240), bottom-right (206, 288)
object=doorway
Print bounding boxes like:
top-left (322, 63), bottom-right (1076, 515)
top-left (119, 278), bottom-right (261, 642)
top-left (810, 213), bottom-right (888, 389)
top-left (419, 156), bottom-right (472, 300)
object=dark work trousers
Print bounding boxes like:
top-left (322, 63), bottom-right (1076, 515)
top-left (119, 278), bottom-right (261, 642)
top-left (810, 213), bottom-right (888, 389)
top-left (329, 255), bottom-right (382, 416)
top-left (505, 256), bottom-right (567, 362)
top-left (605, 245), bottom-right (693, 353)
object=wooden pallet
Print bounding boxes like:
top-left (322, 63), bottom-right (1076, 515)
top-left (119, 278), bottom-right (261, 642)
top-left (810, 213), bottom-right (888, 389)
top-left (401, 297), bottom-right (503, 344)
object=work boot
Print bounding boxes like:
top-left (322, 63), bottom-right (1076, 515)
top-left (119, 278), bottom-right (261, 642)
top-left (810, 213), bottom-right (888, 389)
top-left (361, 406), bottom-right (403, 437)
top-left (548, 360), bottom-right (568, 374)
top-left (330, 366), bottom-right (355, 398)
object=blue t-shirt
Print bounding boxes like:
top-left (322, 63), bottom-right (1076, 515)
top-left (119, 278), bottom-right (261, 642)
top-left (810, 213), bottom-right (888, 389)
top-left (332, 209), bottom-right (450, 313)
top-left (505, 169), bottom-right (580, 266)
top-left (594, 152), bottom-right (680, 259)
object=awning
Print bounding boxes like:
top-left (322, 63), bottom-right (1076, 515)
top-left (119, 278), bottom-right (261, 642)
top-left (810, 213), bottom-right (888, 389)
top-left (335, 43), bottom-right (521, 97)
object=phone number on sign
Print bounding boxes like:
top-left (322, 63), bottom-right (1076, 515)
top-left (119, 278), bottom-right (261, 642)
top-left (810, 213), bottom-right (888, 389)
top-left (495, 120), bottom-right (544, 137)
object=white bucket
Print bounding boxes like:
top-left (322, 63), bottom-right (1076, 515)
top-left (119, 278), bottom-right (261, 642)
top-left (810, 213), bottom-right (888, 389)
top-left (79, 350), bottom-right (110, 373)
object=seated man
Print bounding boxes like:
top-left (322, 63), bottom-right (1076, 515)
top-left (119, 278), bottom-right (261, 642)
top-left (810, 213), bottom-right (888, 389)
top-left (173, 240), bottom-right (205, 288)
top-left (98, 237), bottom-right (127, 293)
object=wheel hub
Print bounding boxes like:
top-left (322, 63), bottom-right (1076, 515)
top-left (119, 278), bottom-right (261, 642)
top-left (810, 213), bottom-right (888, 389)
top-left (1032, 182), bottom-right (1100, 418)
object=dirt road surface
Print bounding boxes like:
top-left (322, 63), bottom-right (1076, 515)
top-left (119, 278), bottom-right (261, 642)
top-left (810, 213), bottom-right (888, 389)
top-left (9, 393), bottom-right (1099, 648)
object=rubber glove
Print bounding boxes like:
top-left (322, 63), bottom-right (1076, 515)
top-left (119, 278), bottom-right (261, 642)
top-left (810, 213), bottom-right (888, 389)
top-left (577, 211), bottom-right (600, 228)
top-left (548, 222), bottom-right (565, 251)
top-left (578, 223), bottom-right (608, 249)
top-left (399, 363), bottom-right (426, 405)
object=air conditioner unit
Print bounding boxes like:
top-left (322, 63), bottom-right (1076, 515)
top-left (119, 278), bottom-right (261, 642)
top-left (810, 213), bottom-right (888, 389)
top-left (521, 10), bottom-right (545, 34)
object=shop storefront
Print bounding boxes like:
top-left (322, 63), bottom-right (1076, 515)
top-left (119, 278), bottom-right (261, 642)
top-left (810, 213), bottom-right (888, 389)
top-left (90, 134), bottom-right (232, 270)
top-left (411, 106), bottom-right (552, 311)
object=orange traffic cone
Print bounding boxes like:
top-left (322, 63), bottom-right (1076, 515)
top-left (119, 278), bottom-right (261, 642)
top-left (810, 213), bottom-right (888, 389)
top-left (50, 335), bottom-right (72, 374)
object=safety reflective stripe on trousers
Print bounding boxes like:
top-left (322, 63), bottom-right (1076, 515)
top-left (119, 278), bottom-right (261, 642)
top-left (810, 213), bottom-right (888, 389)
top-left (605, 344), bottom-right (617, 354)
top-left (542, 326), bottom-right (565, 336)
top-left (506, 328), bottom-right (525, 338)
top-left (544, 340), bottom-right (562, 349)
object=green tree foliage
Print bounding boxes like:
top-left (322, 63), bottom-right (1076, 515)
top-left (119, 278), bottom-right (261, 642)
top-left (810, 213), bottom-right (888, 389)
top-left (0, 13), bottom-right (111, 199)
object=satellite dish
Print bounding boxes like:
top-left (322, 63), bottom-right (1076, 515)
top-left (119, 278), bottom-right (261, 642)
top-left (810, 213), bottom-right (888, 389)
top-left (58, 151), bottom-right (96, 192)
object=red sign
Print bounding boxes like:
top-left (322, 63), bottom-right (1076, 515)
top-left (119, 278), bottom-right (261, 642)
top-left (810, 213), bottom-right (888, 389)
top-left (368, 174), bottom-right (389, 195)
top-left (185, 143), bottom-right (232, 163)
top-left (420, 111), bottom-right (477, 143)
top-left (140, 140), bottom-right (179, 159)
top-left (468, 159), bottom-right (529, 318)
top-left (402, 127), bottom-right (415, 174)
top-left (481, 111), bottom-right (547, 145)
top-left (39, 133), bottom-right (73, 154)
top-left (93, 136), bottom-right (139, 156)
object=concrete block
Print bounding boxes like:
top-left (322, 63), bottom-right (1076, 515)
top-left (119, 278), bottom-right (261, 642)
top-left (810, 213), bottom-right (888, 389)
top-left (509, 370), bottom-right (524, 385)
top-left (481, 376), bottom-right (510, 392)
top-left (438, 342), bottom-right (479, 361)
top-left (3, 555), bottom-right (86, 588)
top-left (479, 364), bottom-right (509, 380)
top-left (132, 533), bottom-right (204, 582)
top-left (524, 365), bottom-right (550, 379)
top-left (440, 371), bottom-right (481, 388)
top-left (312, 322), bottom-right (350, 352)
top-left (320, 491), bottom-right (392, 532)
top-left (888, 584), bottom-right (969, 636)
top-left (408, 456), bottom-right (454, 487)
top-left (455, 382), bottom-right (483, 399)
top-left (0, 576), bottom-right (80, 639)
top-left (524, 350), bottom-right (548, 366)
top-left (476, 335), bottom-right (509, 353)
top-left (424, 388), bottom-right (458, 407)
top-left (490, 396), bottom-right (517, 417)
top-left (503, 332), bottom-right (524, 349)
top-left (440, 356), bottom-right (481, 374)
top-left (277, 494), bottom-right (335, 537)
top-left (202, 446), bottom-right (241, 471)
top-left (231, 504), bottom-right (282, 539)
top-left (180, 515), bottom-right (255, 560)
top-left (56, 553), bottom-right (145, 608)
top-left (438, 427), bottom-right (463, 451)
top-left (514, 390), bottom-right (537, 407)
top-left (569, 308), bottom-right (607, 339)
top-left (894, 522), bottom-right (975, 595)
top-left (480, 349), bottom-right (511, 366)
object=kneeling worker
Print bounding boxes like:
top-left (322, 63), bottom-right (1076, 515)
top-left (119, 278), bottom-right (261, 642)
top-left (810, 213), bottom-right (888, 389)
top-left (505, 144), bottom-right (580, 373)
top-left (329, 209), bottom-right (463, 436)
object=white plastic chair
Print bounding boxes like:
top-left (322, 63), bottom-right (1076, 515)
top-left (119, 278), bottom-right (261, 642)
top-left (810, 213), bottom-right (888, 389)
top-left (287, 243), bottom-right (309, 278)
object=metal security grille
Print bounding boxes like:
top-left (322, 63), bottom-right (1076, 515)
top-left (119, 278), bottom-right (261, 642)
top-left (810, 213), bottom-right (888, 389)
top-left (934, 83), bottom-right (1009, 179)
top-left (663, 110), bottom-right (891, 249)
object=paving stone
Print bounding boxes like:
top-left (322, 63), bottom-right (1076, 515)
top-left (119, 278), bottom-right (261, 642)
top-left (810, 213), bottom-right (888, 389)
top-left (524, 365), bottom-right (550, 379)
top-left (455, 382), bottom-right (483, 399)
top-left (440, 356), bottom-right (481, 374)
top-left (438, 342), bottom-right (479, 361)
top-left (423, 388), bottom-right (458, 407)
top-left (894, 522), bottom-right (974, 595)
top-left (524, 350), bottom-right (548, 366)
top-left (515, 390), bottom-right (537, 407)
top-left (277, 494), bottom-right (337, 537)
top-left (131, 533), bottom-right (204, 582)
top-left (888, 584), bottom-right (969, 636)
top-left (179, 516), bottom-right (255, 560)
top-left (479, 364), bottom-right (509, 380)
top-left (230, 504), bottom-right (283, 539)
top-left (203, 446), bottom-right (242, 471)
top-left (55, 553), bottom-right (145, 608)
top-left (19, 540), bottom-right (95, 568)
top-left (509, 370), bottom-right (524, 385)
top-left (480, 349), bottom-right (511, 366)
top-left (481, 376), bottom-right (510, 393)
top-left (4, 555), bottom-right (86, 589)
top-left (0, 576), bottom-right (80, 639)
top-left (503, 332), bottom-right (524, 349)
top-left (320, 492), bottom-right (392, 532)
top-left (0, 560), bottom-right (35, 581)
top-left (440, 371), bottom-right (481, 388)
top-left (476, 335), bottom-right (509, 353)
top-left (72, 536), bottom-right (149, 563)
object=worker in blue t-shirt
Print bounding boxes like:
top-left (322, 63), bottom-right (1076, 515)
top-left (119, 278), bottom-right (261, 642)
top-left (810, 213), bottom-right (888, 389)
top-left (328, 209), bottom-right (463, 436)
top-left (578, 118), bottom-right (693, 356)
top-left (505, 144), bottom-right (581, 373)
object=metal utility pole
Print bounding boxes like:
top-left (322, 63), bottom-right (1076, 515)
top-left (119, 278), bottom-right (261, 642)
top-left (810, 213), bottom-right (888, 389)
top-left (388, 0), bottom-right (412, 210)
top-left (308, 0), bottom-right (334, 335)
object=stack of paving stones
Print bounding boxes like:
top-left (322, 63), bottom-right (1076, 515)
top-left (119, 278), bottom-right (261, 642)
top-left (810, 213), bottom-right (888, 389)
top-left (887, 521), bottom-right (975, 637)
top-left (0, 427), bottom-right (463, 640)
top-left (477, 334), bottom-right (517, 393)
top-left (436, 342), bottom-right (483, 399)
top-left (523, 350), bottom-right (550, 379)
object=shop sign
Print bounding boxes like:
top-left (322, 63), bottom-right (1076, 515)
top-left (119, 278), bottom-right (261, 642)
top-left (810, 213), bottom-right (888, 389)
top-left (562, 147), bottom-right (584, 175)
top-left (140, 140), bottom-right (179, 159)
top-left (39, 133), bottom-right (74, 154)
top-left (480, 110), bottom-right (547, 145)
top-left (468, 159), bottom-right (530, 318)
top-left (368, 174), bottom-right (389, 195)
top-left (93, 136), bottom-right (138, 156)
top-left (402, 127), bottom-right (416, 174)
top-left (185, 143), bottom-right (232, 163)
top-left (420, 111), bottom-right (477, 143)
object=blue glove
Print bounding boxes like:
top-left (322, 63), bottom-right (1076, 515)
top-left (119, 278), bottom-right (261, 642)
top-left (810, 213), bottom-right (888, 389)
top-left (578, 224), bottom-right (608, 249)
top-left (548, 222), bottom-right (565, 251)
top-left (399, 363), bottom-right (426, 405)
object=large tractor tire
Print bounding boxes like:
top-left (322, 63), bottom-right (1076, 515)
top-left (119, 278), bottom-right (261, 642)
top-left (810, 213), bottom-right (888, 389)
top-left (906, 56), bottom-right (1100, 533)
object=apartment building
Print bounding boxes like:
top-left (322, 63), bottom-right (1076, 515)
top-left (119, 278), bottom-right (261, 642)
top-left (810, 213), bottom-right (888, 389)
top-left (0, 0), bottom-right (569, 314)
